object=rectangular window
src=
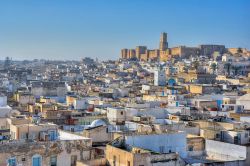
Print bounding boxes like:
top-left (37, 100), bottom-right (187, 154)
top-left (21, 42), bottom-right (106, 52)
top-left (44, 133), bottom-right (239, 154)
top-left (50, 156), bottom-right (57, 166)
top-left (30, 132), bottom-right (37, 139)
top-left (71, 155), bottom-right (77, 166)
top-left (188, 145), bottom-right (194, 151)
top-left (8, 158), bottom-right (16, 166)
top-left (49, 130), bottom-right (57, 141)
top-left (234, 136), bottom-right (239, 144)
top-left (159, 146), bottom-right (164, 153)
top-left (32, 156), bottom-right (41, 166)
top-left (113, 156), bottom-right (116, 166)
top-left (21, 133), bottom-right (28, 139)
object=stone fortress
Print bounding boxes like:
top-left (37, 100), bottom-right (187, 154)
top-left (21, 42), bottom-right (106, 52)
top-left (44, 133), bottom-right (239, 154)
top-left (121, 32), bottom-right (228, 61)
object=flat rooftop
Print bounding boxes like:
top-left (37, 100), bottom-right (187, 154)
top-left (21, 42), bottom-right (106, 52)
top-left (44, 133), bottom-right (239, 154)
top-left (58, 130), bottom-right (91, 141)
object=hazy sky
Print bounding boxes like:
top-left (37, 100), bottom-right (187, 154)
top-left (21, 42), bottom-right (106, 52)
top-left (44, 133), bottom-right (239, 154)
top-left (0, 0), bottom-right (249, 60)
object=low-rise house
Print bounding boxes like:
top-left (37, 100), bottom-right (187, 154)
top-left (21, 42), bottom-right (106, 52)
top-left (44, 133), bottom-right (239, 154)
top-left (0, 130), bottom-right (93, 166)
top-left (106, 135), bottom-right (186, 166)
top-left (187, 84), bottom-right (221, 94)
top-left (236, 93), bottom-right (250, 111)
top-left (220, 130), bottom-right (250, 145)
top-left (10, 121), bottom-right (58, 141)
top-left (221, 103), bottom-right (244, 113)
top-left (107, 107), bottom-right (126, 125)
top-left (205, 139), bottom-right (250, 165)
top-left (191, 98), bottom-right (217, 110)
top-left (83, 125), bottom-right (111, 145)
top-left (15, 91), bottom-right (36, 106)
top-left (186, 134), bottom-right (205, 157)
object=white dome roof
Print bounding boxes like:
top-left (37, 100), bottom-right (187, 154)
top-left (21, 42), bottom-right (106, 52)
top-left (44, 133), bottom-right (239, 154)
top-left (90, 119), bottom-right (106, 127)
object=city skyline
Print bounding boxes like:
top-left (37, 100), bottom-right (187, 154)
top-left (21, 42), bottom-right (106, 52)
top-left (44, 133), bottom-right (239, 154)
top-left (1, 1), bottom-right (250, 165)
top-left (0, 0), bottom-right (250, 60)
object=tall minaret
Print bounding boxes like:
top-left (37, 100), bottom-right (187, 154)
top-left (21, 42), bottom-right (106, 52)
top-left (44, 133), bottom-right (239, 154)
top-left (159, 32), bottom-right (168, 51)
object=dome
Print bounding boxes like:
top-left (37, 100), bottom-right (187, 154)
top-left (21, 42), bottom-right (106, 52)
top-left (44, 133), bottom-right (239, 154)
top-left (90, 119), bottom-right (107, 127)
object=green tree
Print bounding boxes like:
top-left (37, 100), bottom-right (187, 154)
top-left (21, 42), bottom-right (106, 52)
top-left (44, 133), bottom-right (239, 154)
top-left (224, 62), bottom-right (231, 76)
top-left (210, 62), bottom-right (217, 74)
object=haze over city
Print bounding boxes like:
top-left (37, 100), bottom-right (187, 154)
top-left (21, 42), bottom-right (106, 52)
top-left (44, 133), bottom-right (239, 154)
top-left (0, 0), bottom-right (250, 60)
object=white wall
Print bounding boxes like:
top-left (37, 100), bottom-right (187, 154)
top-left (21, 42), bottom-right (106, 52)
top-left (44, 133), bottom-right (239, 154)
top-left (240, 117), bottom-right (250, 123)
top-left (142, 85), bottom-right (150, 91)
top-left (57, 141), bottom-right (91, 166)
top-left (0, 96), bottom-right (7, 107)
top-left (74, 99), bottom-right (88, 110)
top-left (0, 118), bottom-right (7, 129)
top-left (107, 108), bottom-right (126, 123)
top-left (0, 106), bottom-right (13, 118)
top-left (137, 108), bottom-right (168, 119)
top-left (125, 132), bottom-right (187, 158)
top-left (125, 121), bottom-right (139, 131)
top-left (125, 108), bottom-right (138, 121)
top-left (236, 94), bottom-right (250, 110)
top-left (221, 130), bottom-right (249, 145)
top-left (209, 111), bottom-right (230, 117)
top-left (154, 69), bottom-right (166, 86)
top-left (206, 140), bottom-right (247, 161)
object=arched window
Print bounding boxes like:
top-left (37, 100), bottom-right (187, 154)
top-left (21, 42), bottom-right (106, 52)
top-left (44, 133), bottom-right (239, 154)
top-left (32, 154), bottom-right (42, 166)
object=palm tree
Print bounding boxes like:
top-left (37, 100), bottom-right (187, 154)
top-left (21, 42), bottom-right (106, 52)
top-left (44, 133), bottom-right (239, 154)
top-left (210, 62), bottom-right (217, 74)
top-left (224, 62), bottom-right (231, 76)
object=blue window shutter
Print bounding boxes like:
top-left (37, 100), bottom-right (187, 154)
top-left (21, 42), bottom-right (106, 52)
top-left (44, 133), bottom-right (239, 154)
top-left (8, 158), bottom-right (16, 166)
top-left (33, 157), bottom-right (41, 166)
